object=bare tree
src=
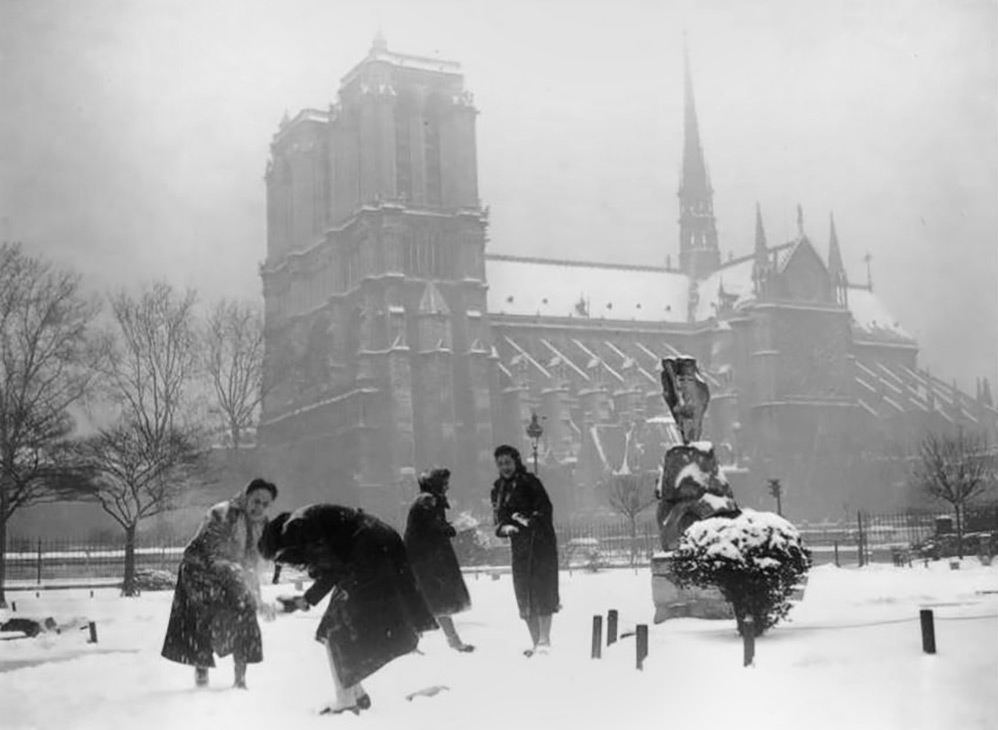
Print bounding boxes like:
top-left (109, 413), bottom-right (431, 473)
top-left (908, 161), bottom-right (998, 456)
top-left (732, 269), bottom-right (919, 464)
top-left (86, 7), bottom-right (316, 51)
top-left (911, 430), bottom-right (994, 559)
top-left (0, 243), bottom-right (102, 606)
top-left (604, 471), bottom-right (658, 564)
top-left (85, 282), bottom-right (207, 594)
top-left (202, 299), bottom-right (266, 451)
top-left (72, 423), bottom-right (208, 595)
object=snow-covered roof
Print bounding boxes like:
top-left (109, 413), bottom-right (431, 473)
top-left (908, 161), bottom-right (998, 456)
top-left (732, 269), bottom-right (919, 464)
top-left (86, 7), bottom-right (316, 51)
top-left (847, 287), bottom-right (913, 343)
top-left (693, 256), bottom-right (756, 321)
top-left (342, 49), bottom-right (462, 86)
top-left (485, 254), bottom-right (689, 323)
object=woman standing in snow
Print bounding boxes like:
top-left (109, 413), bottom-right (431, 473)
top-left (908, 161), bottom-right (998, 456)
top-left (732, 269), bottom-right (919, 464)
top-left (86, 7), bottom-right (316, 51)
top-left (259, 504), bottom-right (438, 715)
top-left (404, 467), bottom-right (474, 652)
top-left (491, 445), bottom-right (560, 656)
top-left (161, 478), bottom-right (278, 689)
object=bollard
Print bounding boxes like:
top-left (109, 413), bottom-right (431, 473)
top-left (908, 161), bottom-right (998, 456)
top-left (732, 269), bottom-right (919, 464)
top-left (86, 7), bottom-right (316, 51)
top-left (35, 592), bottom-right (40, 599)
top-left (10, 601), bottom-right (15, 612)
top-left (37, 539), bottom-right (42, 585)
top-left (607, 610), bottom-right (618, 646)
top-left (742, 617), bottom-right (756, 667)
top-left (90, 590), bottom-right (94, 599)
top-left (591, 616), bottom-right (603, 659)
top-left (636, 624), bottom-right (648, 670)
top-left (834, 541), bottom-right (840, 568)
top-left (920, 609), bottom-right (936, 654)
top-left (84, 621), bottom-right (98, 644)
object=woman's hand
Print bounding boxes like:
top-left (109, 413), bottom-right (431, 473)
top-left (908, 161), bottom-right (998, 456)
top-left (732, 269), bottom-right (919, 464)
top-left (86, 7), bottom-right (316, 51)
top-left (511, 512), bottom-right (530, 527)
top-left (499, 524), bottom-right (520, 537)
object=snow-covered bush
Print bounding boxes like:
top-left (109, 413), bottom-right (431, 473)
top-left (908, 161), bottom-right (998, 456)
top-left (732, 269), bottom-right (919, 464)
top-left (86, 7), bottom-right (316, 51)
top-left (667, 509), bottom-right (812, 636)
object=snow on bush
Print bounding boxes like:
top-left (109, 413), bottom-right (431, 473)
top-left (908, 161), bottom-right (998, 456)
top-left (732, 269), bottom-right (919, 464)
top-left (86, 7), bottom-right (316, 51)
top-left (667, 508), bottom-right (812, 636)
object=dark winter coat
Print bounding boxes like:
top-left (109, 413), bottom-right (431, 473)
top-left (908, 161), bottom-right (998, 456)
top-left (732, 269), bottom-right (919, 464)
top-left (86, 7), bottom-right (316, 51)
top-left (275, 504), bottom-right (438, 687)
top-left (161, 495), bottom-right (266, 667)
top-left (491, 471), bottom-right (560, 618)
top-left (404, 493), bottom-right (471, 617)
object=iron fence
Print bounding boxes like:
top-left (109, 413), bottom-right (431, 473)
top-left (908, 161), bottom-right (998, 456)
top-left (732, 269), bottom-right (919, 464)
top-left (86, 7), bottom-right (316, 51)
top-left (5, 503), bottom-right (996, 583)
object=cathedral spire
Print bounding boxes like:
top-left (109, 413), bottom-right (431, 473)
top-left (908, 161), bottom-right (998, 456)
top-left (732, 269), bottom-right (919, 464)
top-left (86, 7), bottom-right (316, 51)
top-left (828, 212), bottom-right (848, 306)
top-left (755, 202), bottom-right (767, 255)
top-left (752, 203), bottom-right (772, 297)
top-left (681, 36), bottom-right (710, 200)
top-left (677, 36), bottom-right (720, 278)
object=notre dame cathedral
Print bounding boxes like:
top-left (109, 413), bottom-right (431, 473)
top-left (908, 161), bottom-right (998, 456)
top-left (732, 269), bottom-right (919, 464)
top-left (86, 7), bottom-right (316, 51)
top-left (257, 35), bottom-right (997, 525)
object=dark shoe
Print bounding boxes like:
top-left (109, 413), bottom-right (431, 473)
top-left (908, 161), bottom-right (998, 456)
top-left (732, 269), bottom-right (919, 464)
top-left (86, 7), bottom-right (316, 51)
top-left (356, 693), bottom-right (371, 710)
top-left (319, 705), bottom-right (360, 716)
top-left (195, 667), bottom-right (209, 688)
top-left (453, 643), bottom-right (475, 653)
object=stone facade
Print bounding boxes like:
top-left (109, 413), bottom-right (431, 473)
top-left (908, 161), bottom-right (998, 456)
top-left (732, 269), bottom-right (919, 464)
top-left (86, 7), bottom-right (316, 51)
top-left (257, 38), bottom-right (998, 528)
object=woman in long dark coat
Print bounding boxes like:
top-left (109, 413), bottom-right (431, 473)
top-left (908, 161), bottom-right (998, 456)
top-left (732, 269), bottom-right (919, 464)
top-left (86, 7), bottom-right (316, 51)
top-left (259, 504), bottom-right (438, 715)
top-left (404, 467), bottom-right (474, 652)
top-left (161, 478), bottom-right (277, 688)
top-left (491, 445), bottom-right (560, 656)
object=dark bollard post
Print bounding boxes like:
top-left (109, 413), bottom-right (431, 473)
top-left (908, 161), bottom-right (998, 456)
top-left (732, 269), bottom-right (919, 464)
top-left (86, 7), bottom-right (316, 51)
top-left (90, 590), bottom-right (94, 599)
top-left (10, 601), bottom-right (15, 612)
top-left (607, 609), bottom-right (619, 646)
top-left (591, 615), bottom-right (603, 659)
top-left (743, 617), bottom-right (756, 667)
top-left (834, 541), bottom-right (840, 568)
top-left (636, 624), bottom-right (648, 670)
top-left (87, 621), bottom-right (98, 644)
top-left (920, 609), bottom-right (936, 654)
top-left (37, 539), bottom-right (43, 584)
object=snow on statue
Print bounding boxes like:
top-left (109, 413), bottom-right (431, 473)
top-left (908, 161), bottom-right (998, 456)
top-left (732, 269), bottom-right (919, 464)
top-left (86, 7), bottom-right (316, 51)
top-left (652, 357), bottom-right (810, 625)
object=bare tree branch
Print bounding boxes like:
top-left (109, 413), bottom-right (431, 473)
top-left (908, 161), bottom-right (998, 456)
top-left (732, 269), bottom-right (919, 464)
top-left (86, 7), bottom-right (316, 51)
top-left (201, 299), bottom-right (266, 450)
top-left (911, 429), bottom-right (995, 558)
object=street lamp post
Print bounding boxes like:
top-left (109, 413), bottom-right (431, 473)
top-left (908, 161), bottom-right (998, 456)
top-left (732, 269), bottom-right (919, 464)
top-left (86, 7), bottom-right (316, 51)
top-left (526, 412), bottom-right (544, 474)
top-left (768, 478), bottom-right (783, 516)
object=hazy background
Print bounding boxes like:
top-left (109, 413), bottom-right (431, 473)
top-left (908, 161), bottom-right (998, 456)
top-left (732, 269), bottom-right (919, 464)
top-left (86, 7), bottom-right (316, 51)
top-left (1, 0), bottom-right (995, 390)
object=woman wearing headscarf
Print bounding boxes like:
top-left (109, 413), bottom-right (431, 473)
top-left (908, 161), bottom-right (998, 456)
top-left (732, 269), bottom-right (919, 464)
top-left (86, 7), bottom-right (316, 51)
top-left (491, 444), bottom-right (560, 656)
top-left (404, 467), bottom-right (474, 652)
top-left (259, 504), bottom-right (438, 715)
top-left (161, 478), bottom-right (278, 689)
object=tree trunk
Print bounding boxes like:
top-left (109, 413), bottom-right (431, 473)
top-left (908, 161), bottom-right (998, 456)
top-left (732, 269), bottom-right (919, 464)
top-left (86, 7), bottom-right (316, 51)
top-left (629, 517), bottom-right (638, 566)
top-left (955, 503), bottom-right (965, 560)
top-left (0, 505), bottom-right (7, 608)
top-left (122, 523), bottom-right (138, 597)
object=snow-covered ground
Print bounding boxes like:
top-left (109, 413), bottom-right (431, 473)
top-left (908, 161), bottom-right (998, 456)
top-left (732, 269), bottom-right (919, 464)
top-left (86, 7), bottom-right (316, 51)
top-left (1, 561), bottom-right (996, 730)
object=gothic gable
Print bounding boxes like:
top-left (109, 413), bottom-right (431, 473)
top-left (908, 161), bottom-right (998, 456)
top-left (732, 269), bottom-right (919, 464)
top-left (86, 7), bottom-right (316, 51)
top-left (775, 239), bottom-right (832, 303)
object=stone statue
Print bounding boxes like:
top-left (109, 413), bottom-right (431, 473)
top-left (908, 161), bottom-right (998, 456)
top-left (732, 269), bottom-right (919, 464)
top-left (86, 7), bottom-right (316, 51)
top-left (656, 357), bottom-right (739, 552)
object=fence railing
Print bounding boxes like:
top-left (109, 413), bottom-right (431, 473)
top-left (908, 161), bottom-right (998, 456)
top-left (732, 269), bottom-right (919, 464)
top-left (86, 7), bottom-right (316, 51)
top-left (5, 504), bottom-right (996, 583)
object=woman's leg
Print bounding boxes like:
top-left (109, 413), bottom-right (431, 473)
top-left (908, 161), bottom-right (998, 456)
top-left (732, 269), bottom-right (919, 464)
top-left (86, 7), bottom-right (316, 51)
top-left (437, 615), bottom-right (474, 652)
top-left (537, 614), bottom-right (553, 648)
top-left (321, 640), bottom-right (369, 713)
top-left (233, 659), bottom-right (247, 689)
top-left (525, 614), bottom-right (541, 649)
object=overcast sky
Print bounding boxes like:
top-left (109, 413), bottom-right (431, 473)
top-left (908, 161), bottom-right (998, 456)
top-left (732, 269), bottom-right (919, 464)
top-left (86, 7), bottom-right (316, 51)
top-left (1, 0), bottom-right (995, 391)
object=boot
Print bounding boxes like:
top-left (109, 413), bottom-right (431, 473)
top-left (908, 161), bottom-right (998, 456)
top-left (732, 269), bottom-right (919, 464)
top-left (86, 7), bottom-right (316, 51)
top-left (194, 666), bottom-right (209, 688)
